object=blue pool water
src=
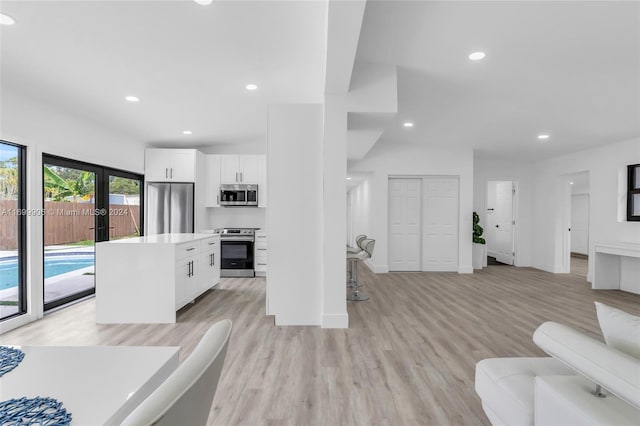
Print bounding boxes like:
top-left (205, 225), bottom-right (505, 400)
top-left (0, 254), bottom-right (94, 291)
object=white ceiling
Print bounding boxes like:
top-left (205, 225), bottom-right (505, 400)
top-left (2, 1), bottom-right (638, 161)
top-left (353, 1), bottom-right (640, 160)
top-left (0, 0), bottom-right (326, 147)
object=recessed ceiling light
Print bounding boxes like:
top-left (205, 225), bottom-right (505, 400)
top-left (537, 134), bottom-right (550, 140)
top-left (183, 130), bottom-right (193, 135)
top-left (193, 0), bottom-right (213, 5)
top-left (570, 182), bottom-right (574, 185)
top-left (403, 122), bottom-right (414, 128)
top-left (0, 13), bottom-right (15, 25)
top-left (245, 84), bottom-right (258, 91)
top-left (469, 51), bottom-right (486, 61)
top-left (346, 177), bottom-right (352, 180)
top-left (125, 96), bottom-right (140, 103)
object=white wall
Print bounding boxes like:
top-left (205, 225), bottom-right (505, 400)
top-left (532, 137), bottom-right (640, 278)
top-left (0, 88), bottom-right (144, 333)
top-left (266, 104), bottom-right (323, 326)
top-left (348, 177), bottom-right (372, 246)
top-left (349, 141), bottom-right (474, 273)
top-left (571, 194), bottom-right (589, 255)
top-left (474, 157), bottom-right (535, 267)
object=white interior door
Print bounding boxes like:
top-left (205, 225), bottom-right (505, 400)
top-left (495, 181), bottom-right (514, 265)
top-left (388, 179), bottom-right (421, 271)
top-left (422, 177), bottom-right (459, 271)
top-left (570, 194), bottom-right (589, 255)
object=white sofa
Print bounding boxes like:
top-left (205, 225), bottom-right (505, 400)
top-left (475, 304), bottom-right (640, 425)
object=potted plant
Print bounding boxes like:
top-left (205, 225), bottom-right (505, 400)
top-left (472, 211), bottom-right (486, 270)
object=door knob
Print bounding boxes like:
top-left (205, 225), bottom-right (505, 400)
top-left (495, 225), bottom-right (499, 228)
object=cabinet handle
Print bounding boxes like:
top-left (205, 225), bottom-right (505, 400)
top-left (187, 261), bottom-right (191, 277)
top-left (186, 247), bottom-right (196, 251)
top-left (240, 172), bottom-right (243, 182)
top-left (235, 172), bottom-right (239, 182)
top-left (216, 195), bottom-right (219, 205)
top-left (208, 242), bottom-right (215, 245)
top-left (170, 168), bottom-right (173, 178)
top-left (257, 248), bottom-right (266, 251)
top-left (165, 168), bottom-right (168, 178)
top-left (257, 263), bottom-right (267, 266)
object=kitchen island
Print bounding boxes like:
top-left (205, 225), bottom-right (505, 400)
top-left (96, 233), bottom-right (220, 324)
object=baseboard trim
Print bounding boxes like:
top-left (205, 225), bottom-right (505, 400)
top-left (322, 313), bottom-right (349, 329)
top-left (458, 265), bottom-right (473, 274)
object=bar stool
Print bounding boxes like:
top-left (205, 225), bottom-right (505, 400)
top-left (347, 235), bottom-right (367, 288)
top-left (347, 239), bottom-right (375, 302)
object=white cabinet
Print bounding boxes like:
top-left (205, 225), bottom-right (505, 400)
top-left (96, 234), bottom-right (221, 324)
top-left (199, 236), bottom-right (221, 292)
top-left (205, 155), bottom-right (222, 207)
top-left (220, 155), bottom-right (260, 184)
top-left (258, 155), bottom-right (267, 208)
top-left (145, 149), bottom-right (196, 182)
top-left (254, 231), bottom-right (267, 277)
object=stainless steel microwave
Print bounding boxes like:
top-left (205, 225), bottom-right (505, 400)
top-left (220, 184), bottom-right (258, 206)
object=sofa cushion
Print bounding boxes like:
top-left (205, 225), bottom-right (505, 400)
top-left (595, 302), bottom-right (640, 359)
top-left (475, 357), bottom-right (574, 425)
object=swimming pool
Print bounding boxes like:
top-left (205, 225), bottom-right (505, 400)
top-left (0, 254), bottom-right (95, 291)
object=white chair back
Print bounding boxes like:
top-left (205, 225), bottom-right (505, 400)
top-left (122, 319), bottom-right (232, 426)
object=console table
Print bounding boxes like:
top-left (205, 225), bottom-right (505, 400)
top-left (593, 242), bottom-right (640, 294)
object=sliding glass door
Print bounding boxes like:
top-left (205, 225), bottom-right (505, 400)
top-left (0, 141), bottom-right (26, 320)
top-left (43, 155), bottom-right (143, 311)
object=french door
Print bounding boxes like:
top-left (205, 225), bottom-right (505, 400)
top-left (43, 155), bottom-right (143, 311)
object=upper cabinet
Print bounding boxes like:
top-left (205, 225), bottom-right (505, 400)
top-left (220, 155), bottom-right (259, 184)
top-left (205, 155), bottom-right (222, 207)
top-left (206, 154), bottom-right (266, 208)
top-left (145, 149), bottom-right (196, 182)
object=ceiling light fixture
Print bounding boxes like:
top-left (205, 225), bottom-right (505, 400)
top-left (570, 182), bottom-right (574, 185)
top-left (0, 13), bottom-right (16, 25)
top-left (245, 83), bottom-right (258, 91)
top-left (125, 96), bottom-right (140, 103)
top-left (403, 122), bottom-right (414, 128)
top-left (537, 134), bottom-right (550, 140)
top-left (346, 177), bottom-right (352, 180)
top-left (193, 0), bottom-right (213, 5)
top-left (183, 130), bottom-right (193, 135)
top-left (469, 51), bottom-right (486, 61)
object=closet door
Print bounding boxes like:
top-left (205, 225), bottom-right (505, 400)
top-left (422, 177), bottom-right (459, 271)
top-left (388, 178), bottom-right (422, 271)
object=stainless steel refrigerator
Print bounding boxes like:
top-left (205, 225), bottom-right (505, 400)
top-left (146, 183), bottom-right (194, 235)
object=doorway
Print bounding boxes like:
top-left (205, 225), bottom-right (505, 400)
top-left (486, 181), bottom-right (516, 265)
top-left (567, 172), bottom-right (590, 277)
top-left (43, 154), bottom-right (143, 311)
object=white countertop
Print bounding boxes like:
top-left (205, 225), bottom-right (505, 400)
top-left (0, 345), bottom-right (179, 425)
top-left (99, 233), bottom-right (219, 245)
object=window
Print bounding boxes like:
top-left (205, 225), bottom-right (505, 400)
top-left (0, 140), bottom-right (26, 320)
top-left (628, 164), bottom-right (640, 221)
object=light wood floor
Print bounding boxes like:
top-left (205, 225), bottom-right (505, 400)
top-left (2, 264), bottom-right (639, 425)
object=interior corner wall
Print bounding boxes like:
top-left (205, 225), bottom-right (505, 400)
top-left (348, 178), bottom-right (372, 246)
top-left (266, 104), bottom-right (323, 326)
top-left (531, 137), bottom-right (640, 278)
top-left (0, 88), bottom-right (144, 334)
top-left (349, 142), bottom-right (474, 273)
top-left (473, 157), bottom-right (535, 267)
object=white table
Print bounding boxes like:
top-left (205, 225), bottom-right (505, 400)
top-left (0, 345), bottom-right (179, 425)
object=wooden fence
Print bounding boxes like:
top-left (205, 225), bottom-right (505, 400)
top-left (0, 200), bottom-right (140, 250)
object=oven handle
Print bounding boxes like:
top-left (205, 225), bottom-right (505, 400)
top-left (220, 237), bottom-right (254, 242)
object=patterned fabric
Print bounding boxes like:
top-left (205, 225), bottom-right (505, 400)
top-left (0, 346), bottom-right (24, 377)
top-left (0, 397), bottom-right (72, 425)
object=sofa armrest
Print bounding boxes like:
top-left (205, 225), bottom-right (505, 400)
top-left (533, 321), bottom-right (640, 409)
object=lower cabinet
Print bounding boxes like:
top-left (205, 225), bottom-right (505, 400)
top-left (254, 231), bottom-right (267, 277)
top-left (175, 237), bottom-right (220, 310)
top-left (199, 237), bottom-right (221, 293)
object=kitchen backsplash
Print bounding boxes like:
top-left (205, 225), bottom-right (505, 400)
top-left (206, 207), bottom-right (266, 230)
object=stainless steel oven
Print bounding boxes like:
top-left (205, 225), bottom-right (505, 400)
top-left (218, 228), bottom-right (256, 277)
